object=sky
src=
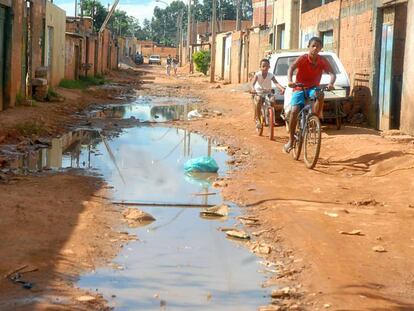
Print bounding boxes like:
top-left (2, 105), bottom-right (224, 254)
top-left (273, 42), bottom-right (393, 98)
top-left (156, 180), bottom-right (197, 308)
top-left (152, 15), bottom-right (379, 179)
top-left (53, 0), bottom-right (176, 24)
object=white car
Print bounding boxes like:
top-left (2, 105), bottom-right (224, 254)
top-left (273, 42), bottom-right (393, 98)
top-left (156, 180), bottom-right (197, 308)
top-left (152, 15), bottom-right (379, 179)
top-left (148, 55), bottom-right (161, 65)
top-left (269, 51), bottom-right (351, 107)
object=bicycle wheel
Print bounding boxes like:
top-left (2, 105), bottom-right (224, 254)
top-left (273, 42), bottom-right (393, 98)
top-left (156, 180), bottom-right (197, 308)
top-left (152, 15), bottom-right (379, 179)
top-left (268, 107), bottom-right (274, 141)
top-left (304, 115), bottom-right (322, 169)
top-left (292, 119), bottom-right (302, 160)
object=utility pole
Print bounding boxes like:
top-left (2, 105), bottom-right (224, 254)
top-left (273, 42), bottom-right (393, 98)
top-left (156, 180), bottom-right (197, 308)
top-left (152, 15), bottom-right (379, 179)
top-left (176, 10), bottom-right (183, 60)
top-left (186, 0), bottom-right (191, 64)
top-left (209, 0), bottom-right (217, 82)
top-left (236, 0), bottom-right (241, 31)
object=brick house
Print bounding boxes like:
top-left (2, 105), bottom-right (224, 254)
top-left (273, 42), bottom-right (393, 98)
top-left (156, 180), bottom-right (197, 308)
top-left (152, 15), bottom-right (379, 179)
top-left (300, 0), bottom-right (410, 131)
top-left (0, 0), bottom-right (48, 111)
top-left (247, 0), bottom-right (413, 133)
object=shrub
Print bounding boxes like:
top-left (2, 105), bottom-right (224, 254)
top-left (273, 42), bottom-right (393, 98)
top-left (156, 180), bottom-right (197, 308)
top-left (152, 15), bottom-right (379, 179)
top-left (15, 121), bottom-right (46, 136)
top-left (192, 50), bottom-right (211, 75)
top-left (59, 75), bottom-right (107, 89)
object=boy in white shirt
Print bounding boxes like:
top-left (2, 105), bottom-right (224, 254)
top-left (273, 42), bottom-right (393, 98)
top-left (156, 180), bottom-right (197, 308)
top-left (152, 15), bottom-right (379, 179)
top-left (250, 58), bottom-right (285, 128)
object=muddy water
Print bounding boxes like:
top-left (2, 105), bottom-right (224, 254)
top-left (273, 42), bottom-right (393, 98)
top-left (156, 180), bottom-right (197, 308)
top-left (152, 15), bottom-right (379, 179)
top-left (89, 96), bottom-right (200, 122)
top-left (0, 97), bottom-right (273, 309)
top-left (70, 125), bottom-right (272, 310)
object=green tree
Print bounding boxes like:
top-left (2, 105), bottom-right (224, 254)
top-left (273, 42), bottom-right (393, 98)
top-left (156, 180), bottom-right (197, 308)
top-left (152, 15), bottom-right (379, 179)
top-left (80, 0), bottom-right (107, 32)
top-left (192, 50), bottom-right (210, 75)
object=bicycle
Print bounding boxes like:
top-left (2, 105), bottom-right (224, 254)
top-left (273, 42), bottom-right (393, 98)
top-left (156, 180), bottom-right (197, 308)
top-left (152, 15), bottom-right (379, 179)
top-left (251, 89), bottom-right (277, 141)
top-left (288, 83), bottom-right (326, 169)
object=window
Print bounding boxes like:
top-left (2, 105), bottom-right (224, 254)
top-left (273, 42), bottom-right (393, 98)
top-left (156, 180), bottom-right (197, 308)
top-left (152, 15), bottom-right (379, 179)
top-left (321, 30), bottom-right (334, 51)
top-left (277, 24), bottom-right (285, 50)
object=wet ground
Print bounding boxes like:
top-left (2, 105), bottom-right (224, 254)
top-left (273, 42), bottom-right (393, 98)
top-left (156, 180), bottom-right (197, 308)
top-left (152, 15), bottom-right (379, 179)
top-left (1, 96), bottom-right (273, 310)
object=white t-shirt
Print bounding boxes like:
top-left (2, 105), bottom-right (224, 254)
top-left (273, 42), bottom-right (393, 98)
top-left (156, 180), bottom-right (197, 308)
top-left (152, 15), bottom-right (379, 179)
top-left (254, 71), bottom-right (274, 95)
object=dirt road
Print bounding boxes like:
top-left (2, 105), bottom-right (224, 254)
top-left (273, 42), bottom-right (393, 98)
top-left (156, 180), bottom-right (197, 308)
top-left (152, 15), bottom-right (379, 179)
top-left (1, 64), bottom-right (414, 310)
top-left (141, 65), bottom-right (414, 310)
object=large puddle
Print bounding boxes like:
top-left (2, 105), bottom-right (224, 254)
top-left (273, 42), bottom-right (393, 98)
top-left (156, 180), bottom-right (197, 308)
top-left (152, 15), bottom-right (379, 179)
top-left (1, 97), bottom-right (273, 310)
top-left (76, 126), bottom-right (271, 310)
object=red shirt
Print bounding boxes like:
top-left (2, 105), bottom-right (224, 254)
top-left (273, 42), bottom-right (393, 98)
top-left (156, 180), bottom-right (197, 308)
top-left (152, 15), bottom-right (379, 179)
top-left (294, 54), bottom-right (331, 89)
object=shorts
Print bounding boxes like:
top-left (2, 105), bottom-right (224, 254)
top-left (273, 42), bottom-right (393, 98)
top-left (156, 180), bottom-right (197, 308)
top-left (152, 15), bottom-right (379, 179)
top-left (290, 87), bottom-right (319, 108)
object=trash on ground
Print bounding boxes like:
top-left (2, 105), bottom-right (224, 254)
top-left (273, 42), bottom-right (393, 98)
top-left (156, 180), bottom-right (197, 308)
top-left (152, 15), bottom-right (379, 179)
top-left (122, 208), bottom-right (155, 227)
top-left (237, 215), bottom-right (260, 226)
top-left (225, 228), bottom-right (250, 240)
top-left (252, 229), bottom-right (272, 236)
top-left (184, 156), bottom-right (219, 173)
top-left (184, 172), bottom-right (217, 187)
top-left (276, 268), bottom-right (298, 279)
top-left (251, 242), bottom-right (272, 255)
top-left (339, 230), bottom-right (364, 236)
top-left (6, 265), bottom-right (38, 290)
top-left (271, 287), bottom-right (294, 299)
top-left (192, 192), bottom-right (217, 196)
top-left (200, 204), bottom-right (229, 217)
top-left (76, 295), bottom-right (97, 302)
top-left (187, 109), bottom-right (203, 119)
top-left (324, 211), bottom-right (339, 217)
top-left (373, 245), bottom-right (387, 253)
top-left (212, 180), bottom-right (228, 188)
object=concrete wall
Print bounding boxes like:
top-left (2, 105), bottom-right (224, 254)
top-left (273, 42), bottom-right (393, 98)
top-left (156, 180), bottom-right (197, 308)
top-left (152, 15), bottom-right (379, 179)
top-left (400, 0), bottom-right (414, 135)
top-left (230, 31), bottom-right (243, 84)
top-left (45, 2), bottom-right (66, 87)
top-left (272, 0), bottom-right (300, 49)
top-left (214, 32), bottom-right (226, 79)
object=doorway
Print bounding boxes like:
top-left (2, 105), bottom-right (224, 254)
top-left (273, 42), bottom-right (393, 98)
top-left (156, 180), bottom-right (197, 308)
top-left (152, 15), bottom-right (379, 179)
top-left (377, 3), bottom-right (407, 130)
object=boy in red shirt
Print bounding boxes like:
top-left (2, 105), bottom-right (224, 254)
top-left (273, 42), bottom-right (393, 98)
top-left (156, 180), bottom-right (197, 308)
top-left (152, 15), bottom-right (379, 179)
top-left (284, 37), bottom-right (336, 153)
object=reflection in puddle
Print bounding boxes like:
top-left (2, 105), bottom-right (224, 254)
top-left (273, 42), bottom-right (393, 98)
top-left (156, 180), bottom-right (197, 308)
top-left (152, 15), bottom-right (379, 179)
top-left (0, 130), bottom-right (102, 172)
top-left (1, 124), bottom-right (271, 309)
top-left (73, 126), bottom-right (270, 310)
top-left (90, 96), bottom-right (200, 122)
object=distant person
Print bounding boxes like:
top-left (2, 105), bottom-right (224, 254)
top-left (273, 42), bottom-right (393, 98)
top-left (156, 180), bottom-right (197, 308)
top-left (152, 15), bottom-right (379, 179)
top-left (173, 56), bottom-right (179, 75)
top-left (166, 54), bottom-right (172, 76)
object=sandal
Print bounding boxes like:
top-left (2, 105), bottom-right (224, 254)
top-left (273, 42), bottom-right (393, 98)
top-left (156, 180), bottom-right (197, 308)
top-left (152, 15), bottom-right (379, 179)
top-left (283, 143), bottom-right (293, 154)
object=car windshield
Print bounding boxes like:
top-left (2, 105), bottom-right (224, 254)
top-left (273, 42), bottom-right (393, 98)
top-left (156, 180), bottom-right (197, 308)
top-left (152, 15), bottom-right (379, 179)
top-left (273, 55), bottom-right (340, 75)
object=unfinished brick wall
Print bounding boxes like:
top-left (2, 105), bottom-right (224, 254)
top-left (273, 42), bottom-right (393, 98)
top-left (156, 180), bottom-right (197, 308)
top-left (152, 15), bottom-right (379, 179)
top-left (253, 0), bottom-right (273, 26)
top-left (230, 31), bottom-right (243, 84)
top-left (247, 28), bottom-right (272, 79)
top-left (301, 1), bottom-right (340, 49)
top-left (7, 1), bottom-right (24, 109)
top-left (301, 0), bottom-right (374, 116)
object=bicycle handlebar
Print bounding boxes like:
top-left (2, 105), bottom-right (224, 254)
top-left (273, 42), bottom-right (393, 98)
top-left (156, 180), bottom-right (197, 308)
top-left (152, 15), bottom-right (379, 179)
top-left (289, 83), bottom-right (334, 92)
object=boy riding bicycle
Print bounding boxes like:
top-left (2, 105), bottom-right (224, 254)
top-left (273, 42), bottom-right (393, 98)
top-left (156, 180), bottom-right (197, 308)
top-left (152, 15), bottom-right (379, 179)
top-left (250, 58), bottom-right (285, 128)
top-left (284, 37), bottom-right (336, 153)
